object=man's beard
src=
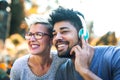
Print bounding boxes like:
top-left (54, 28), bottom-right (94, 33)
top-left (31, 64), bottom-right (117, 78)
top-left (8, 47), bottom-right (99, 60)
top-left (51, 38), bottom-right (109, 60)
top-left (57, 41), bottom-right (81, 58)
top-left (58, 47), bottom-right (75, 58)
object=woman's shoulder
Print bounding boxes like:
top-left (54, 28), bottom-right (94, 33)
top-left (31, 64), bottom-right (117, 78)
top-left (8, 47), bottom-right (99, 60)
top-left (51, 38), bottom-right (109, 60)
top-left (10, 54), bottom-right (30, 78)
top-left (12, 54), bottom-right (29, 67)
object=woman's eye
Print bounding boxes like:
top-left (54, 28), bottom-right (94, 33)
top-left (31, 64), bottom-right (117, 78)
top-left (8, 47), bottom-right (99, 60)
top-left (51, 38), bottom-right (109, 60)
top-left (35, 33), bottom-right (41, 37)
top-left (28, 33), bottom-right (32, 36)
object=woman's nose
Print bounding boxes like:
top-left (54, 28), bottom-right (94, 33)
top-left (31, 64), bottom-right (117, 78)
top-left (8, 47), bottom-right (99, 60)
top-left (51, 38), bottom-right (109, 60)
top-left (29, 35), bottom-right (36, 41)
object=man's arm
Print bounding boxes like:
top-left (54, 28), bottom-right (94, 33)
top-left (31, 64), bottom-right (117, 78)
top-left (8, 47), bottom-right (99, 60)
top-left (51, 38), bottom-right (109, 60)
top-left (77, 68), bottom-right (102, 80)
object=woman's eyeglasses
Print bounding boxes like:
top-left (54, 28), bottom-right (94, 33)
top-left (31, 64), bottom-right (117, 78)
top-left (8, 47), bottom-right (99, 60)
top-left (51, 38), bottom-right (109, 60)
top-left (25, 32), bottom-right (50, 40)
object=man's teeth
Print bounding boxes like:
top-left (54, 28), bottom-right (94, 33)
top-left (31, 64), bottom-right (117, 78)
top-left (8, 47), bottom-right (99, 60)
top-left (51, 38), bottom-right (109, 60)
top-left (58, 44), bottom-right (65, 47)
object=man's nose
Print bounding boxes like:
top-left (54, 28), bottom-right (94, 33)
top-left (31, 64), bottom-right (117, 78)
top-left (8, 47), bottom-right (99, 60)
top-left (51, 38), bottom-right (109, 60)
top-left (54, 33), bottom-right (63, 40)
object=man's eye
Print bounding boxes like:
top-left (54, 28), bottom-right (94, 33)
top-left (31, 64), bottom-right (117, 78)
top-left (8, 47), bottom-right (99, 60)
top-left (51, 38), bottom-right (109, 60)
top-left (61, 31), bottom-right (68, 34)
top-left (52, 33), bottom-right (57, 37)
top-left (53, 34), bottom-right (56, 37)
top-left (52, 32), bottom-right (56, 36)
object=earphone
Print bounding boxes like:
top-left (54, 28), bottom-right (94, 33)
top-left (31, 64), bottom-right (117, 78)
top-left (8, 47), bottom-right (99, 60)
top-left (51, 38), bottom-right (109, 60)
top-left (77, 14), bottom-right (89, 40)
top-left (79, 28), bottom-right (89, 40)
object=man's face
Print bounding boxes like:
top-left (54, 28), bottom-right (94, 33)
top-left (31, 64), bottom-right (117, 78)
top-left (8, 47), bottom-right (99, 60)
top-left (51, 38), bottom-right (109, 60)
top-left (52, 21), bottom-right (79, 58)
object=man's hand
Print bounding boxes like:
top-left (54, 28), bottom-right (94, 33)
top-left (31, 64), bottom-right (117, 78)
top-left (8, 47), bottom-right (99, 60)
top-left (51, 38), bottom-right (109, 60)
top-left (70, 36), bottom-right (102, 80)
top-left (70, 36), bottom-right (89, 73)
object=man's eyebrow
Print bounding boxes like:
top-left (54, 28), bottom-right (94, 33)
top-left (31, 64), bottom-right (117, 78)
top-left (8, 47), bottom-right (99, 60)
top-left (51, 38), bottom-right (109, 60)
top-left (60, 27), bottom-right (69, 30)
top-left (52, 27), bottom-right (69, 32)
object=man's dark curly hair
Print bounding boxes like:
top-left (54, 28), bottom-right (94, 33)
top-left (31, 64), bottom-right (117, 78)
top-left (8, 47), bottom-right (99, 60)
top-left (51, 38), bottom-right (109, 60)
top-left (49, 6), bottom-right (85, 32)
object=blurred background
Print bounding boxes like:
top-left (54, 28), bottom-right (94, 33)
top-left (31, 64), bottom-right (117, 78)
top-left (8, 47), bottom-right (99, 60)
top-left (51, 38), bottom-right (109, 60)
top-left (0, 0), bottom-right (120, 78)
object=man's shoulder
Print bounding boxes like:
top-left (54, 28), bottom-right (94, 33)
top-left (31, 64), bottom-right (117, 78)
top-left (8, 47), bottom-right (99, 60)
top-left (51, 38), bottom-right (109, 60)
top-left (59, 59), bottom-right (73, 70)
top-left (55, 59), bottom-right (76, 80)
top-left (94, 46), bottom-right (120, 65)
top-left (51, 50), bottom-right (68, 62)
top-left (95, 46), bottom-right (120, 55)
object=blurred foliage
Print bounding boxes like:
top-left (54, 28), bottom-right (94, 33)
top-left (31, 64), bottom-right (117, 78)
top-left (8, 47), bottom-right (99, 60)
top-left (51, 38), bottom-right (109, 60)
top-left (95, 31), bottom-right (117, 46)
top-left (0, 0), bottom-right (10, 42)
top-left (9, 33), bottom-right (25, 46)
top-left (9, 0), bottom-right (25, 37)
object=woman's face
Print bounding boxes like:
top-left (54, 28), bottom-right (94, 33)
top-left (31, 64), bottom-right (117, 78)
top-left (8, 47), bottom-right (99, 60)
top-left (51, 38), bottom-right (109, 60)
top-left (26, 24), bottom-right (52, 56)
